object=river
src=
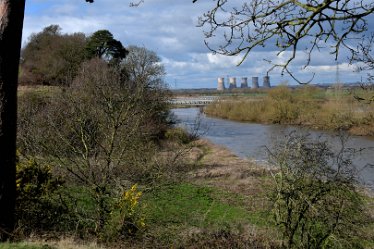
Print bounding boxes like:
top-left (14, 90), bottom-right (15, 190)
top-left (172, 108), bottom-right (374, 189)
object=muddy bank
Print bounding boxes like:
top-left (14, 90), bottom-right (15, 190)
top-left (189, 139), bottom-right (274, 200)
top-left (190, 138), bottom-right (374, 214)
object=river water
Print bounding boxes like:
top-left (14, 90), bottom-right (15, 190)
top-left (172, 108), bottom-right (374, 189)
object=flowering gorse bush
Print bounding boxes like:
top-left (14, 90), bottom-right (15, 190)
top-left (16, 159), bottom-right (61, 198)
top-left (117, 184), bottom-right (146, 236)
top-left (15, 152), bottom-right (65, 231)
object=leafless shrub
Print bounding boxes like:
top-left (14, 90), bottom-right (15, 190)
top-left (17, 58), bottom-right (172, 233)
top-left (268, 133), bottom-right (370, 248)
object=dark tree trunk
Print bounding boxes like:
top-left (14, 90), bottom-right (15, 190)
top-left (0, 0), bottom-right (26, 240)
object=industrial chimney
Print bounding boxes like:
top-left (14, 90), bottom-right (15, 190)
top-left (229, 77), bottom-right (237, 89)
top-left (241, 77), bottom-right (248, 88)
top-left (263, 76), bottom-right (271, 88)
top-left (217, 77), bottom-right (225, 91)
top-left (252, 77), bottom-right (259, 89)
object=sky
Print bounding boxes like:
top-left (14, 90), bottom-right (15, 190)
top-left (22, 0), bottom-right (373, 89)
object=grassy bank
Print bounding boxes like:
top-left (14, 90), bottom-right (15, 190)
top-left (205, 86), bottom-right (374, 136)
top-left (2, 139), bottom-right (374, 248)
top-left (1, 140), bottom-right (279, 248)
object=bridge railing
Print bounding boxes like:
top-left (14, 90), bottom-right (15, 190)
top-left (169, 96), bottom-right (220, 106)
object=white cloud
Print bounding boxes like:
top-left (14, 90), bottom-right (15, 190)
top-left (304, 63), bottom-right (353, 73)
top-left (23, 0), bottom-right (370, 88)
top-left (206, 53), bottom-right (242, 66)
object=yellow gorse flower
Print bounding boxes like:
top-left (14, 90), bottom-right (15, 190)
top-left (117, 184), bottom-right (146, 233)
top-left (122, 184), bottom-right (142, 214)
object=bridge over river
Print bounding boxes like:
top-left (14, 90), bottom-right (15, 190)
top-left (170, 96), bottom-right (219, 106)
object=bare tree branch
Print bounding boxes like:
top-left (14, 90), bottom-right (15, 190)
top-left (197, 0), bottom-right (374, 81)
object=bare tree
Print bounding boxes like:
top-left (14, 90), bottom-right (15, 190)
top-left (123, 46), bottom-right (165, 86)
top-left (17, 58), bottom-right (171, 233)
top-left (351, 32), bottom-right (374, 103)
top-left (269, 133), bottom-right (368, 248)
top-left (197, 0), bottom-right (374, 83)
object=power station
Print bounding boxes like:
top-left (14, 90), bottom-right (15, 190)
top-left (217, 75), bottom-right (271, 90)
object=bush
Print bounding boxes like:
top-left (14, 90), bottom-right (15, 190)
top-left (17, 56), bottom-right (173, 237)
top-left (265, 95), bottom-right (300, 124)
top-left (164, 128), bottom-right (196, 144)
top-left (103, 184), bottom-right (146, 241)
top-left (269, 133), bottom-right (368, 249)
top-left (182, 229), bottom-right (277, 249)
top-left (20, 25), bottom-right (86, 86)
top-left (15, 156), bottom-right (65, 233)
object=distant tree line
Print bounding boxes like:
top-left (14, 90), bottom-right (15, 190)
top-left (19, 25), bottom-right (130, 86)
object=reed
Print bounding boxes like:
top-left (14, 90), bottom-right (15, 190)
top-left (205, 86), bottom-right (374, 136)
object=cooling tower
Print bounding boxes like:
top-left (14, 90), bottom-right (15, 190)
top-left (252, 77), bottom-right (259, 89)
top-left (229, 77), bottom-right (237, 89)
top-left (217, 77), bottom-right (225, 91)
top-left (240, 77), bottom-right (248, 88)
top-left (263, 76), bottom-right (271, 88)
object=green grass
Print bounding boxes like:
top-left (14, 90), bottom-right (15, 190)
top-left (49, 182), bottom-right (273, 237)
top-left (48, 183), bottom-right (267, 244)
top-left (143, 183), bottom-right (271, 239)
top-left (0, 243), bottom-right (51, 249)
top-left (62, 182), bottom-right (272, 229)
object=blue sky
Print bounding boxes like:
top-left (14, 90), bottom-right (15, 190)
top-left (23, 0), bottom-right (371, 89)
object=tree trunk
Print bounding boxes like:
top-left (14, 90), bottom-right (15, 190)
top-left (0, 0), bottom-right (25, 240)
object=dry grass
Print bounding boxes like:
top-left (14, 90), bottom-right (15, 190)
top-left (189, 140), bottom-right (275, 212)
top-left (1, 238), bottom-right (104, 249)
top-left (42, 239), bottom-right (102, 249)
top-left (18, 85), bottom-right (62, 97)
top-left (205, 86), bottom-right (374, 136)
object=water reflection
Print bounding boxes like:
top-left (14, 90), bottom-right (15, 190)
top-left (172, 108), bottom-right (374, 189)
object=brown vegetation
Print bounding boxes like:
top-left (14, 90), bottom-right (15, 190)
top-left (20, 25), bottom-right (86, 86)
top-left (205, 86), bottom-right (374, 136)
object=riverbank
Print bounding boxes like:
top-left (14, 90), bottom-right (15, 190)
top-left (190, 139), bottom-right (274, 197)
top-left (3, 138), bottom-right (374, 248)
top-left (204, 86), bottom-right (374, 136)
top-left (191, 139), bottom-right (374, 248)
top-left (2, 139), bottom-right (280, 248)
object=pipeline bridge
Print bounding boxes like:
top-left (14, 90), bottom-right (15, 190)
top-left (170, 96), bottom-right (219, 106)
